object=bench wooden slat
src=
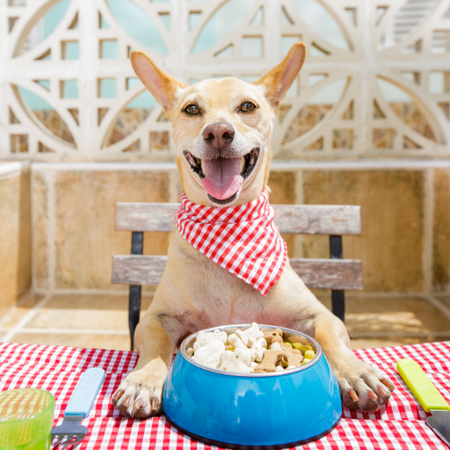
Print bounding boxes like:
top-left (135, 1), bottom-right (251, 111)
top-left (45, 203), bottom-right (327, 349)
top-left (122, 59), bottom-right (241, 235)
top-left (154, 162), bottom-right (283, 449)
top-left (112, 255), bottom-right (363, 290)
top-left (115, 203), bottom-right (361, 235)
top-left (289, 258), bottom-right (363, 290)
top-left (112, 255), bottom-right (168, 286)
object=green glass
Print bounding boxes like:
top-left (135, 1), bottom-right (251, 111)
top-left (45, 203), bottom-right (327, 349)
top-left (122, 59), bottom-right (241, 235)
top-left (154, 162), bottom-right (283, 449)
top-left (0, 389), bottom-right (54, 450)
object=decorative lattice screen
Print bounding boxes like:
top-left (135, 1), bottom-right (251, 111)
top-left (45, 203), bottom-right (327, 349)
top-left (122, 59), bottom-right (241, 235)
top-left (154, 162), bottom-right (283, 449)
top-left (1, 0), bottom-right (449, 161)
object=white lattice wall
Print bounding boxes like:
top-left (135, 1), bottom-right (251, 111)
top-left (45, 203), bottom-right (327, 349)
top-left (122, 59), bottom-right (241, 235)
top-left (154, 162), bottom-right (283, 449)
top-left (1, 0), bottom-right (449, 161)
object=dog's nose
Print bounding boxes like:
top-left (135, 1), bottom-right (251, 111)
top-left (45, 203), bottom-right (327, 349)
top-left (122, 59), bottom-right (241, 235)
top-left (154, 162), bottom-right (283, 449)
top-left (202, 123), bottom-right (235, 149)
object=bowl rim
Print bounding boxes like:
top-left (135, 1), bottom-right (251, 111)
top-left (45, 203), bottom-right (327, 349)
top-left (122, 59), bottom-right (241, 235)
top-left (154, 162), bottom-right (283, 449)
top-left (179, 324), bottom-right (323, 377)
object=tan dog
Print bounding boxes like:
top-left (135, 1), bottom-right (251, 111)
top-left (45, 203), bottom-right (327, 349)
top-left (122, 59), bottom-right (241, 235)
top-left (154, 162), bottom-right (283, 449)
top-left (112, 43), bottom-right (395, 418)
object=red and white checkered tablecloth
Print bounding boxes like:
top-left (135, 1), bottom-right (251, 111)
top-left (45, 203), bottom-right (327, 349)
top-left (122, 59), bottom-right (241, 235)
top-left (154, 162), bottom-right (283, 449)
top-left (1, 340), bottom-right (449, 449)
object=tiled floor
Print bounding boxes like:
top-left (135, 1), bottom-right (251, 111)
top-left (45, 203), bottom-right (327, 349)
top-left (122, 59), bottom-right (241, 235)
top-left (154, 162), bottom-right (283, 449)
top-left (1, 291), bottom-right (449, 351)
top-left (0, 293), bottom-right (152, 351)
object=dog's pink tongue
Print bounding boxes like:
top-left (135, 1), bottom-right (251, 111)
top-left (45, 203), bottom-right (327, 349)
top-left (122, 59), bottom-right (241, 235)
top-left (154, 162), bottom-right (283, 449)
top-left (201, 158), bottom-right (244, 200)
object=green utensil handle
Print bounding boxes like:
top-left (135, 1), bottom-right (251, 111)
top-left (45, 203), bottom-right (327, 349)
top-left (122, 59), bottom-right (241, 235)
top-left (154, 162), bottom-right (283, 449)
top-left (397, 358), bottom-right (450, 412)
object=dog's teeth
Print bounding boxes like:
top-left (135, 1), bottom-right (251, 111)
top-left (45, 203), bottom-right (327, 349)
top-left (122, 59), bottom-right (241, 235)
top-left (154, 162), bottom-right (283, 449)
top-left (239, 157), bottom-right (245, 174)
top-left (201, 159), bottom-right (205, 175)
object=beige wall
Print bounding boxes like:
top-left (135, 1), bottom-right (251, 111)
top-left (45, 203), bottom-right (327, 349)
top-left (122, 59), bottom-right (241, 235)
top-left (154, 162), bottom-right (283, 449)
top-left (26, 162), bottom-right (450, 297)
top-left (301, 170), bottom-right (425, 293)
top-left (0, 159), bottom-right (450, 302)
top-left (1, 161), bottom-right (448, 304)
top-left (32, 167), bottom-right (173, 293)
top-left (433, 169), bottom-right (450, 290)
top-left (0, 163), bottom-right (31, 317)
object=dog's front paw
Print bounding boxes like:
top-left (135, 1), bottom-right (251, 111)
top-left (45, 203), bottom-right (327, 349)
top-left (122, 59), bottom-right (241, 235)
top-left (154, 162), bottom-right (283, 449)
top-left (332, 356), bottom-right (395, 411)
top-left (112, 369), bottom-right (165, 418)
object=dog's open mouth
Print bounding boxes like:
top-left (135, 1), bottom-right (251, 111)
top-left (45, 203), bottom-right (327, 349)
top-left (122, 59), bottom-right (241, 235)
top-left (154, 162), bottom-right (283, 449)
top-left (183, 148), bottom-right (259, 203)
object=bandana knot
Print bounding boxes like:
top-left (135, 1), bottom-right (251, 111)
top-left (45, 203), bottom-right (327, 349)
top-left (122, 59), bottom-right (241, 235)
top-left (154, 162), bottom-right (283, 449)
top-left (175, 190), bottom-right (287, 296)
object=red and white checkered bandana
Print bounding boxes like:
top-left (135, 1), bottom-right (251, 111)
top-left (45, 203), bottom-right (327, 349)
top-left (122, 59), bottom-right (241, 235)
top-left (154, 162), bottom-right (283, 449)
top-left (175, 190), bottom-right (287, 296)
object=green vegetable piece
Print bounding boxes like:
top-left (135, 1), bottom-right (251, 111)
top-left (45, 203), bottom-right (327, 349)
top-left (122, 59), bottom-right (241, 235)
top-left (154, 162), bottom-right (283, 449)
top-left (304, 350), bottom-right (315, 360)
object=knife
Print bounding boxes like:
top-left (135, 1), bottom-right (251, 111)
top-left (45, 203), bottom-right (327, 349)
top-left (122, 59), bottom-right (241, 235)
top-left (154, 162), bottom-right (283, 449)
top-left (397, 358), bottom-right (450, 447)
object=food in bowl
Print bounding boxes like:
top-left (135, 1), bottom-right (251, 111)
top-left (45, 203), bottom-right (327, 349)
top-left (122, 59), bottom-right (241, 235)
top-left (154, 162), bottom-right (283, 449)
top-left (187, 322), bottom-right (316, 373)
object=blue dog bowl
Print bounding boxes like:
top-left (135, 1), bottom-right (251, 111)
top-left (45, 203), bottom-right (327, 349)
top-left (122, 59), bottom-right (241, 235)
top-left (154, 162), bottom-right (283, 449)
top-left (163, 325), bottom-right (342, 448)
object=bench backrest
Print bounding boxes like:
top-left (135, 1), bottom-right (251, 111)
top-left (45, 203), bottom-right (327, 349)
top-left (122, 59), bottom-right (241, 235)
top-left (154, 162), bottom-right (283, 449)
top-left (112, 203), bottom-right (363, 291)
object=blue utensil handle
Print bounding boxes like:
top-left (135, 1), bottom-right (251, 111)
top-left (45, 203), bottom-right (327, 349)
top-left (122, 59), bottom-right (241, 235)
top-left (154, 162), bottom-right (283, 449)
top-left (64, 368), bottom-right (105, 418)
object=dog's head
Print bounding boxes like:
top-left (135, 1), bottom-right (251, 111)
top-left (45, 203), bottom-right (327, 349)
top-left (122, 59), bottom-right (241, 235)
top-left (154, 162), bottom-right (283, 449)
top-left (131, 43), bottom-right (306, 207)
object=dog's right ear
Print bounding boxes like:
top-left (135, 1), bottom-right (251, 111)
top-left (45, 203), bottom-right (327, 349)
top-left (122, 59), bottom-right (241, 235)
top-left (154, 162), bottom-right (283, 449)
top-left (130, 51), bottom-right (188, 116)
top-left (253, 42), bottom-right (306, 114)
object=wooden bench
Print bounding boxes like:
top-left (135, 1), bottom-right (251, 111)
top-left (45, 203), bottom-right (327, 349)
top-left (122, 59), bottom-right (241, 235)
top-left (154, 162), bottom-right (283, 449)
top-left (112, 203), bottom-right (363, 349)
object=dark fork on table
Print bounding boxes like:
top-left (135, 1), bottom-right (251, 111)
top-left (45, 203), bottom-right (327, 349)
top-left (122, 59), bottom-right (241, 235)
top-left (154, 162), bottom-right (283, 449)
top-left (51, 368), bottom-right (105, 448)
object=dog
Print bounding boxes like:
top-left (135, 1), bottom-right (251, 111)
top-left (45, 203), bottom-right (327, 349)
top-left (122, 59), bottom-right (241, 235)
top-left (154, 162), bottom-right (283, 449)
top-left (111, 43), bottom-right (395, 418)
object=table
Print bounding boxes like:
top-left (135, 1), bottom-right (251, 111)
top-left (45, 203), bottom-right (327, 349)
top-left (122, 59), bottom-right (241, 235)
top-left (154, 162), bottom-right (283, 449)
top-left (0, 340), bottom-right (449, 449)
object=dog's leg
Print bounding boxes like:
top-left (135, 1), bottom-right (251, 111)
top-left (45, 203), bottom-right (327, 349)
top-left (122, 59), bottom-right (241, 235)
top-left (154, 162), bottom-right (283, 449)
top-left (111, 313), bottom-right (176, 418)
top-left (310, 311), bottom-right (395, 411)
top-left (270, 266), bottom-right (395, 411)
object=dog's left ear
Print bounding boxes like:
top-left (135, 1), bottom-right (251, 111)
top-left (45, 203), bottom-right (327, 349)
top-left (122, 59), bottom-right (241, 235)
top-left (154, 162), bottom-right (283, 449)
top-left (130, 50), bottom-right (188, 117)
top-left (253, 42), bottom-right (306, 113)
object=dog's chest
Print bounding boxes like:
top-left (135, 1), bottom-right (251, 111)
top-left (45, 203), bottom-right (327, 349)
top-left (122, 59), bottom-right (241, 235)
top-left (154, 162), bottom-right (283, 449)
top-left (174, 244), bottom-right (271, 324)
top-left (190, 257), bottom-right (271, 324)
top-left (168, 231), bottom-right (290, 328)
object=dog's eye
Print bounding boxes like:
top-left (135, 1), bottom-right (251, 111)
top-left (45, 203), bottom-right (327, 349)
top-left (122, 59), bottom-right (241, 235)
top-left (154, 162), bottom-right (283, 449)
top-left (240, 102), bottom-right (256, 112)
top-left (184, 104), bottom-right (200, 115)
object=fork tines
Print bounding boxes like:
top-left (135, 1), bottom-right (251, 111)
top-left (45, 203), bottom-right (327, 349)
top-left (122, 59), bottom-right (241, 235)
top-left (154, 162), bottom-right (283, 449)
top-left (51, 434), bottom-right (83, 448)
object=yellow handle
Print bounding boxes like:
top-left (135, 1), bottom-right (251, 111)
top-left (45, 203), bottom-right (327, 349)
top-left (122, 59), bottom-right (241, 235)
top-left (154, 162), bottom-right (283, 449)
top-left (397, 359), bottom-right (450, 412)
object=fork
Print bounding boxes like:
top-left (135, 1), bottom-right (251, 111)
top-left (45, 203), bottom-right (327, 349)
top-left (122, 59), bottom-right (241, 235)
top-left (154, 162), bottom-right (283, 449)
top-left (51, 367), bottom-right (105, 447)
